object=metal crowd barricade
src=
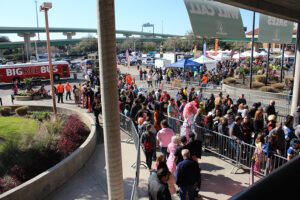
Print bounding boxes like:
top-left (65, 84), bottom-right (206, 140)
top-left (119, 113), bottom-right (147, 200)
top-left (163, 115), bottom-right (289, 179)
top-left (120, 113), bottom-right (134, 143)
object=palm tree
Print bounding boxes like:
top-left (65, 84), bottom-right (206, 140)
top-left (96, 0), bottom-right (124, 199)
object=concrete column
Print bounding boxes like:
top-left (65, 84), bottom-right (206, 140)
top-left (63, 32), bottom-right (76, 40)
top-left (291, 23), bottom-right (300, 114)
top-left (96, 0), bottom-right (124, 200)
top-left (18, 33), bottom-right (36, 61)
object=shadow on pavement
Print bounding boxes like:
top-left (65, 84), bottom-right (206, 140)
top-left (200, 162), bottom-right (225, 172)
top-left (201, 173), bottom-right (247, 196)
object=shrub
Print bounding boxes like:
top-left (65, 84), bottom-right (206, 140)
top-left (0, 107), bottom-right (11, 116)
top-left (284, 77), bottom-right (294, 86)
top-left (0, 140), bottom-right (20, 174)
top-left (32, 112), bottom-right (50, 122)
top-left (44, 118), bottom-right (64, 135)
top-left (271, 83), bottom-right (285, 90)
top-left (223, 78), bottom-right (236, 84)
top-left (255, 75), bottom-right (266, 83)
top-left (260, 86), bottom-right (279, 93)
top-left (0, 175), bottom-right (21, 194)
top-left (9, 165), bottom-right (26, 182)
top-left (57, 115), bottom-right (89, 157)
top-left (252, 82), bottom-right (264, 89)
top-left (15, 106), bottom-right (28, 116)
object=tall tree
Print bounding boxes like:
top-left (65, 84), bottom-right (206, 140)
top-left (73, 36), bottom-right (98, 53)
top-left (0, 36), bottom-right (10, 43)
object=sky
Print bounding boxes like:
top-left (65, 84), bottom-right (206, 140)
top-left (0, 0), bottom-right (261, 42)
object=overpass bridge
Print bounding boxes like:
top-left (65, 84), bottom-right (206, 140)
top-left (0, 37), bottom-right (167, 49)
top-left (0, 26), bottom-right (180, 59)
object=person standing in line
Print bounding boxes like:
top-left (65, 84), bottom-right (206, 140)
top-left (148, 167), bottom-right (172, 200)
top-left (176, 149), bottom-right (201, 200)
top-left (56, 82), bottom-right (64, 103)
top-left (92, 96), bottom-right (102, 126)
top-left (157, 120), bottom-right (175, 159)
top-left (73, 85), bottom-right (80, 106)
top-left (65, 82), bottom-right (72, 100)
top-left (141, 124), bottom-right (156, 170)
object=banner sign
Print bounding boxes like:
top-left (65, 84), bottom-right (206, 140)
top-left (203, 41), bottom-right (207, 57)
top-left (184, 0), bottom-right (245, 39)
top-left (258, 14), bottom-right (294, 44)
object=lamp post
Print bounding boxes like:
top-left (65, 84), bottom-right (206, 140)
top-left (35, 0), bottom-right (40, 59)
top-left (40, 2), bottom-right (57, 117)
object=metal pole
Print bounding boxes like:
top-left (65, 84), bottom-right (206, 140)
top-left (153, 25), bottom-right (154, 37)
top-left (249, 11), bottom-right (256, 89)
top-left (291, 23), bottom-right (300, 114)
top-left (266, 43), bottom-right (271, 86)
top-left (280, 44), bottom-right (285, 82)
top-left (294, 39), bottom-right (297, 76)
top-left (43, 7), bottom-right (57, 116)
top-left (35, 0), bottom-right (40, 41)
top-left (96, 0), bottom-right (124, 199)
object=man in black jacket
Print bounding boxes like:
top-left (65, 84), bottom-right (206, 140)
top-left (176, 149), bottom-right (200, 200)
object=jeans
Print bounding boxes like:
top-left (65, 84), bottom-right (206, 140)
top-left (160, 147), bottom-right (169, 159)
top-left (179, 185), bottom-right (195, 200)
top-left (66, 91), bottom-right (72, 100)
top-left (57, 93), bottom-right (63, 103)
top-left (144, 151), bottom-right (154, 169)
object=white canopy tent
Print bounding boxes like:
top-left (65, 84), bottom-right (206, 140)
top-left (232, 53), bottom-right (240, 60)
top-left (210, 52), bottom-right (232, 61)
top-left (240, 51), bottom-right (260, 58)
top-left (193, 55), bottom-right (218, 71)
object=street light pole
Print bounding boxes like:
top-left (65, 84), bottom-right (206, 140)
top-left (35, 0), bottom-right (40, 59)
top-left (35, 0), bottom-right (40, 41)
top-left (40, 2), bottom-right (57, 117)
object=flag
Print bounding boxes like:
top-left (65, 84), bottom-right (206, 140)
top-left (193, 44), bottom-right (197, 58)
top-left (125, 49), bottom-right (130, 68)
top-left (214, 39), bottom-right (219, 56)
top-left (203, 41), bottom-right (207, 58)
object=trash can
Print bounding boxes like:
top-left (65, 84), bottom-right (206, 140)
top-left (73, 73), bottom-right (77, 80)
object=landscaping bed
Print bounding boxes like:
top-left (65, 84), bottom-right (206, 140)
top-left (0, 106), bottom-right (90, 194)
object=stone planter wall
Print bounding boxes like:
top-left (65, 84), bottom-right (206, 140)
top-left (0, 106), bottom-right (96, 200)
top-left (14, 96), bottom-right (32, 101)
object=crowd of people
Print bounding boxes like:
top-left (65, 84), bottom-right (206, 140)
top-left (118, 67), bottom-right (300, 199)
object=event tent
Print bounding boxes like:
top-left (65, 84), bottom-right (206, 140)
top-left (169, 58), bottom-right (201, 71)
top-left (240, 51), bottom-right (260, 58)
top-left (210, 52), bottom-right (231, 61)
top-left (193, 55), bottom-right (218, 71)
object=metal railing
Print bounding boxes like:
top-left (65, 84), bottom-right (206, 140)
top-left (120, 113), bottom-right (141, 200)
top-left (164, 115), bottom-right (288, 183)
top-left (120, 111), bottom-right (289, 199)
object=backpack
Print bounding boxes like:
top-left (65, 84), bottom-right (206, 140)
top-left (262, 143), bottom-right (274, 156)
top-left (143, 134), bottom-right (153, 152)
